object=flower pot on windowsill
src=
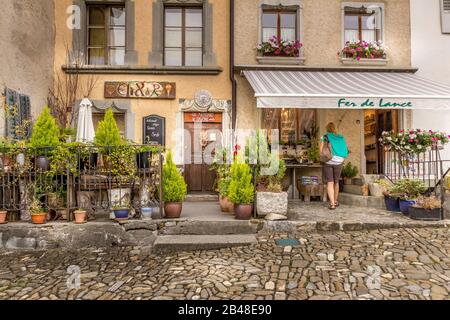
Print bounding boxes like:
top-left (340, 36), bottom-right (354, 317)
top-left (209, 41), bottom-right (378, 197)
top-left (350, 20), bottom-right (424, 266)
top-left (256, 55), bottom-right (305, 65)
top-left (339, 57), bottom-right (389, 66)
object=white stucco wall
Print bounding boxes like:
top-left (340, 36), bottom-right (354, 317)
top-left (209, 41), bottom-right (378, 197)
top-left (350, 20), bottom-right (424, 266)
top-left (411, 0), bottom-right (450, 162)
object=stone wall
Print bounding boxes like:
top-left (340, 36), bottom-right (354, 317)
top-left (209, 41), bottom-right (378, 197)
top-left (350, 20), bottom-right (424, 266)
top-left (0, 0), bottom-right (55, 127)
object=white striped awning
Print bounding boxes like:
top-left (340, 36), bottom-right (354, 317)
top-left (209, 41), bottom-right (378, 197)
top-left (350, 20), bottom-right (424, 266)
top-left (243, 70), bottom-right (450, 110)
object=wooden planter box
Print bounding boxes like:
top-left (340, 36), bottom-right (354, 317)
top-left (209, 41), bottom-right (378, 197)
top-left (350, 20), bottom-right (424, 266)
top-left (408, 206), bottom-right (442, 221)
top-left (257, 55), bottom-right (305, 65)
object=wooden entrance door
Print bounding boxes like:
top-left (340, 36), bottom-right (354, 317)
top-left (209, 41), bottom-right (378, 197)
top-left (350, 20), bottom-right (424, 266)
top-left (376, 110), bottom-right (398, 173)
top-left (184, 113), bottom-right (223, 193)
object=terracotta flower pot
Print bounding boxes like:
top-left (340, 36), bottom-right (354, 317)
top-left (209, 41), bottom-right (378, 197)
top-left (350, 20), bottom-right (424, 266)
top-left (74, 210), bottom-right (87, 224)
top-left (234, 204), bottom-right (253, 220)
top-left (343, 178), bottom-right (353, 185)
top-left (219, 196), bottom-right (233, 213)
top-left (0, 210), bottom-right (7, 224)
top-left (31, 213), bottom-right (47, 225)
top-left (164, 202), bottom-right (183, 219)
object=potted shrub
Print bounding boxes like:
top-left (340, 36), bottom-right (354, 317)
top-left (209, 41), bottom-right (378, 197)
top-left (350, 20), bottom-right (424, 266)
top-left (393, 179), bottom-right (427, 215)
top-left (342, 162), bottom-right (359, 185)
top-left (74, 209), bottom-right (87, 224)
top-left (218, 176), bottom-right (233, 213)
top-left (0, 209), bottom-right (7, 224)
top-left (112, 201), bottom-right (130, 221)
top-left (256, 156), bottom-right (288, 217)
top-left (383, 185), bottom-right (401, 212)
top-left (409, 196), bottom-right (442, 221)
top-left (228, 160), bottom-right (255, 220)
top-left (94, 108), bottom-right (123, 169)
top-left (163, 151), bottom-right (187, 218)
top-left (30, 199), bottom-right (47, 225)
top-left (28, 106), bottom-right (61, 171)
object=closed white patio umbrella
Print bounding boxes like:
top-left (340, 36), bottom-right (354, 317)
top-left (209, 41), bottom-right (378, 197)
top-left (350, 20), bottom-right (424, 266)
top-left (76, 98), bottom-right (95, 143)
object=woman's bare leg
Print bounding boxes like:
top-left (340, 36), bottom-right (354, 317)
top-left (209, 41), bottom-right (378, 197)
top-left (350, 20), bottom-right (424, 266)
top-left (334, 182), bottom-right (340, 204)
top-left (327, 182), bottom-right (335, 206)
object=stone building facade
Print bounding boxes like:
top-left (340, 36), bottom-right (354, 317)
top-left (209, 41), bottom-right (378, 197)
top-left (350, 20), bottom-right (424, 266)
top-left (0, 0), bottom-right (55, 134)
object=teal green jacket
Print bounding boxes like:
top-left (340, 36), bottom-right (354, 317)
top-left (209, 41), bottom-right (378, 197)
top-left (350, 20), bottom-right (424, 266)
top-left (322, 133), bottom-right (349, 158)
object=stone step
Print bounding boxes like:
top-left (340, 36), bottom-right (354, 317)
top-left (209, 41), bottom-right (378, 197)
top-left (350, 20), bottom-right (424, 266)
top-left (343, 184), bottom-right (364, 195)
top-left (161, 220), bottom-right (260, 235)
top-left (339, 192), bottom-right (386, 210)
top-left (153, 234), bottom-right (257, 253)
top-left (185, 194), bottom-right (219, 202)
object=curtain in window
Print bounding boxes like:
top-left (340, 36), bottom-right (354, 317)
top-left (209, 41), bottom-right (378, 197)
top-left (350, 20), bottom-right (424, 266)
top-left (344, 30), bottom-right (359, 43)
top-left (280, 29), bottom-right (296, 41)
top-left (263, 28), bottom-right (277, 42)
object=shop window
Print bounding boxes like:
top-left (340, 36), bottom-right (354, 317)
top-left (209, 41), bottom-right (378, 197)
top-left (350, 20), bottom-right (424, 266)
top-left (262, 8), bottom-right (297, 42)
top-left (87, 5), bottom-right (126, 65)
top-left (261, 109), bottom-right (316, 145)
top-left (343, 4), bottom-right (383, 43)
top-left (92, 112), bottom-right (126, 138)
top-left (164, 6), bottom-right (203, 67)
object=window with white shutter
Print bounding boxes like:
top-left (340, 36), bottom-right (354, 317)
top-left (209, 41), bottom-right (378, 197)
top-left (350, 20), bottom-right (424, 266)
top-left (441, 0), bottom-right (450, 33)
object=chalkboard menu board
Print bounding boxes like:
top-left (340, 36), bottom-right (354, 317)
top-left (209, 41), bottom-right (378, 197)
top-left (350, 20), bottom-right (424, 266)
top-left (143, 115), bottom-right (166, 146)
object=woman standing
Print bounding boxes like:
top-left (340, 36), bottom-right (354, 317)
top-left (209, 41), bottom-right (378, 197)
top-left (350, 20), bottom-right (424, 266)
top-left (320, 122), bottom-right (349, 210)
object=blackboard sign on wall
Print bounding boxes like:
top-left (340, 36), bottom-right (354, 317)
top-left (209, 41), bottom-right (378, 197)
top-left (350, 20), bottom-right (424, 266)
top-left (143, 115), bottom-right (166, 146)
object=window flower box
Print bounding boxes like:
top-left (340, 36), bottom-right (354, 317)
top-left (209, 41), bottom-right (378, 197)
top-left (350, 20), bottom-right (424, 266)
top-left (256, 36), bottom-right (304, 65)
top-left (338, 41), bottom-right (388, 66)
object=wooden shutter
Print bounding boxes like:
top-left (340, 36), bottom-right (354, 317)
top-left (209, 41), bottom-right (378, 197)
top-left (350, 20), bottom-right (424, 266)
top-left (4, 88), bottom-right (31, 140)
top-left (442, 0), bottom-right (450, 33)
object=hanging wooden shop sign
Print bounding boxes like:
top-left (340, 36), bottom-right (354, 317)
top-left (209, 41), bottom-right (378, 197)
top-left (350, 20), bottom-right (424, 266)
top-left (104, 81), bottom-right (176, 99)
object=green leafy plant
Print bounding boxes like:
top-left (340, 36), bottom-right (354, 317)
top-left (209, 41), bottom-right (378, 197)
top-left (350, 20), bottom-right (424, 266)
top-left (228, 160), bottom-right (254, 205)
top-left (94, 108), bottom-right (123, 149)
top-left (342, 162), bottom-right (359, 179)
top-left (28, 106), bottom-right (61, 154)
top-left (387, 179), bottom-right (427, 200)
top-left (109, 144), bottom-right (137, 181)
top-left (307, 140), bottom-right (320, 164)
top-left (163, 151), bottom-right (187, 203)
top-left (30, 198), bottom-right (46, 215)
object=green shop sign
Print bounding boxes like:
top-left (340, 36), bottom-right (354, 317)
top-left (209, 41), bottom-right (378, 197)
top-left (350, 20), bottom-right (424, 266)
top-left (338, 98), bottom-right (413, 109)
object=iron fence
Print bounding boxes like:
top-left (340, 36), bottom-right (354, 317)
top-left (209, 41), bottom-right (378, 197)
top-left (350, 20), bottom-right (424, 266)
top-left (0, 145), bottom-right (163, 221)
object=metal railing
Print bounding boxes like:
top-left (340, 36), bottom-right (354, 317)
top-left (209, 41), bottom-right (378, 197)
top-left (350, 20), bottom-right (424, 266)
top-left (0, 145), bottom-right (163, 221)
top-left (384, 147), bottom-right (448, 220)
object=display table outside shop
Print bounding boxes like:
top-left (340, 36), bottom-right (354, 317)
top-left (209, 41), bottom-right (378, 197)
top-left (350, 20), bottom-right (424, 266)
top-left (285, 163), bottom-right (323, 200)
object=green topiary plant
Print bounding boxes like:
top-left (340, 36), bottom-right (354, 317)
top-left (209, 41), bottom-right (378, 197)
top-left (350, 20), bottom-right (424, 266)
top-left (94, 108), bottom-right (123, 148)
top-left (29, 106), bottom-right (61, 154)
top-left (342, 162), bottom-right (359, 179)
top-left (163, 151), bottom-right (187, 203)
top-left (228, 160), bottom-right (254, 205)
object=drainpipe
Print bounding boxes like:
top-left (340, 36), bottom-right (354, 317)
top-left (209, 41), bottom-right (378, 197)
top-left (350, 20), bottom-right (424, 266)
top-left (230, 0), bottom-right (237, 133)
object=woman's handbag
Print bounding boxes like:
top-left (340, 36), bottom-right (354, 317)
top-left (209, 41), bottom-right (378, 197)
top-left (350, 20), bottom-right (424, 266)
top-left (320, 135), bottom-right (333, 163)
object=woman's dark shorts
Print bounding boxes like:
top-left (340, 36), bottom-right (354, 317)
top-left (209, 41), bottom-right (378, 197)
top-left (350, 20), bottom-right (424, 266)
top-left (322, 164), bottom-right (343, 183)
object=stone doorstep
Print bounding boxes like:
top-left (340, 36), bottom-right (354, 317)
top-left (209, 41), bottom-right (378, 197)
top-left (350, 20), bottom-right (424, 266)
top-left (152, 235), bottom-right (258, 254)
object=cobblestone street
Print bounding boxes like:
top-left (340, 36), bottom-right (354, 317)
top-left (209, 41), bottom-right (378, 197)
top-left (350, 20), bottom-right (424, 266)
top-left (1, 228), bottom-right (450, 300)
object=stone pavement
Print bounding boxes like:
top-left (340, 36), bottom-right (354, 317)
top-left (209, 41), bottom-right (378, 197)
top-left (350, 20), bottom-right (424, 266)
top-left (0, 228), bottom-right (449, 300)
